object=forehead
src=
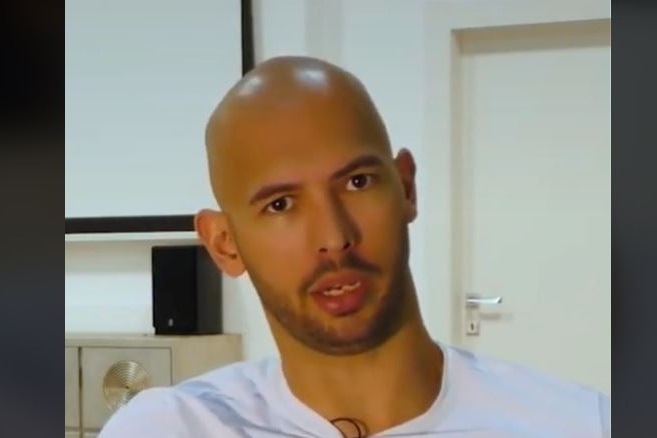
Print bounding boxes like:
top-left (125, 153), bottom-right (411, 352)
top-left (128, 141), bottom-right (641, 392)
top-left (218, 95), bottom-right (389, 203)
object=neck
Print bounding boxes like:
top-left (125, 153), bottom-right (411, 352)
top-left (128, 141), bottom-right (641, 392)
top-left (275, 292), bottom-right (444, 435)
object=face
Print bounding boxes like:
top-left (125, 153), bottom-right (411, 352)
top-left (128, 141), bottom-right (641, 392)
top-left (201, 88), bottom-right (417, 356)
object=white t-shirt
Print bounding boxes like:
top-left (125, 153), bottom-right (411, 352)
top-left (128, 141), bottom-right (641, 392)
top-left (98, 344), bottom-right (610, 437)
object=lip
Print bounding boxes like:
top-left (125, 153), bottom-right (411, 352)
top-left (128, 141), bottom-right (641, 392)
top-left (308, 271), bottom-right (369, 295)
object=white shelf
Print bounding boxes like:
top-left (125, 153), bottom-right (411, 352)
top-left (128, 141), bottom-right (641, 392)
top-left (65, 231), bottom-right (200, 244)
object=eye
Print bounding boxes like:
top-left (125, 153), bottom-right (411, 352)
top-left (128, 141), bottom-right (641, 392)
top-left (346, 174), bottom-right (373, 191)
top-left (265, 196), bottom-right (294, 213)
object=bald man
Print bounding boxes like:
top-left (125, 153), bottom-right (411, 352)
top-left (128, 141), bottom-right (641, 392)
top-left (99, 57), bottom-right (610, 438)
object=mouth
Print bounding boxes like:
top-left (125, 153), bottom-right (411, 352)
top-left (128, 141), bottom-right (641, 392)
top-left (320, 281), bottom-right (362, 297)
top-left (309, 271), bottom-right (367, 296)
top-left (309, 273), bottom-right (370, 317)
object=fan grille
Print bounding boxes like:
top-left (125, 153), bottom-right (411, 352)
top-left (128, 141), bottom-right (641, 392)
top-left (102, 360), bottom-right (151, 411)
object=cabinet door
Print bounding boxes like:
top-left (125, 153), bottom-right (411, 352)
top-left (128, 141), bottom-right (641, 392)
top-left (81, 347), bottom-right (171, 430)
top-left (65, 431), bottom-right (81, 438)
top-left (65, 347), bottom-right (80, 429)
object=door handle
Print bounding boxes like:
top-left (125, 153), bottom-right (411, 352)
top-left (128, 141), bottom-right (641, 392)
top-left (465, 296), bottom-right (503, 307)
top-left (464, 295), bottom-right (503, 336)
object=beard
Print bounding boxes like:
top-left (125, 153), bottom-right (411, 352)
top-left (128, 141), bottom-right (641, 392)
top-left (246, 226), bottom-right (411, 356)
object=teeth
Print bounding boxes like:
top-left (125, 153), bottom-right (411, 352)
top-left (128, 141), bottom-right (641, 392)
top-left (322, 281), bottom-right (361, 296)
top-left (343, 281), bottom-right (360, 291)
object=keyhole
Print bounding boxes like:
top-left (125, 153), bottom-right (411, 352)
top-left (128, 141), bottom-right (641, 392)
top-left (467, 320), bottom-right (479, 335)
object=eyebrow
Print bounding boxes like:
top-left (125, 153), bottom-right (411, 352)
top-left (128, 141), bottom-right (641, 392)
top-left (248, 153), bottom-right (385, 206)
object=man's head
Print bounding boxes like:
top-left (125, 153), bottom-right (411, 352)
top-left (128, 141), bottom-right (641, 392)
top-left (196, 56), bottom-right (419, 356)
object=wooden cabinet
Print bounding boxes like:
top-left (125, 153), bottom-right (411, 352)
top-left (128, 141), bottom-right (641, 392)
top-left (65, 347), bottom-right (80, 433)
top-left (81, 347), bottom-right (172, 429)
top-left (65, 333), bottom-right (242, 437)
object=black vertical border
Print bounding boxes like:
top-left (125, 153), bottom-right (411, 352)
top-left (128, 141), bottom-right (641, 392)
top-left (0, 0), bottom-right (64, 436)
top-left (612, 1), bottom-right (657, 436)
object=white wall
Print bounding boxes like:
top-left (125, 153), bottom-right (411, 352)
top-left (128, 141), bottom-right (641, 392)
top-left (65, 0), bottom-right (437, 361)
top-left (65, 0), bottom-right (242, 218)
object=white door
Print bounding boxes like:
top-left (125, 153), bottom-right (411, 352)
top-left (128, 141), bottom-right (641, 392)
top-left (421, 0), bottom-right (610, 395)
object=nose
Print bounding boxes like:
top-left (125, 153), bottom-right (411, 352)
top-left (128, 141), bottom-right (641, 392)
top-left (320, 238), bottom-right (352, 254)
top-left (312, 195), bottom-right (358, 256)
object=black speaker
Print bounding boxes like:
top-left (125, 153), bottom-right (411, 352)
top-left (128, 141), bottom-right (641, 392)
top-left (151, 245), bottom-right (223, 335)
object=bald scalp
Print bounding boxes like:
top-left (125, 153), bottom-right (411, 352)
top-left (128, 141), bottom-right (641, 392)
top-left (203, 56), bottom-right (391, 210)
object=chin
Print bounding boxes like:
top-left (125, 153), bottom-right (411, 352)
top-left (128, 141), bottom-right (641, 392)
top-left (311, 315), bottom-right (388, 354)
top-left (316, 333), bottom-right (387, 356)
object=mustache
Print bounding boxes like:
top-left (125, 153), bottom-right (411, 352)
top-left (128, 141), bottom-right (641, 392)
top-left (300, 251), bottom-right (382, 293)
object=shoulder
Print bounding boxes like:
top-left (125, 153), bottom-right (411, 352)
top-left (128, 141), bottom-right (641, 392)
top-left (178, 356), bottom-right (275, 393)
top-left (97, 387), bottom-right (198, 438)
top-left (444, 345), bottom-right (610, 435)
top-left (98, 358), bottom-right (278, 438)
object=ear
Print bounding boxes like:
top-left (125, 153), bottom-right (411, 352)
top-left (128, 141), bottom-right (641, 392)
top-left (394, 148), bottom-right (418, 223)
top-left (194, 209), bottom-right (245, 278)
